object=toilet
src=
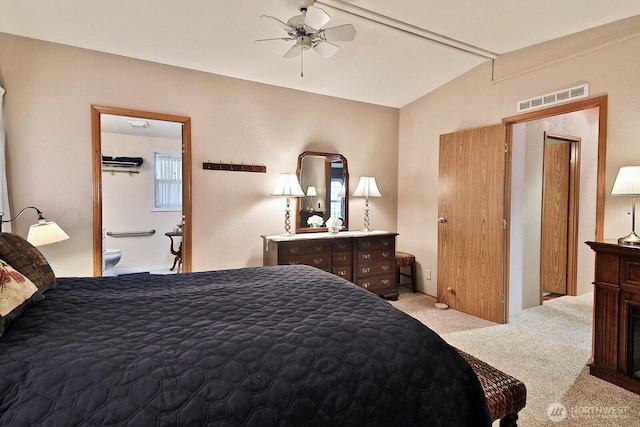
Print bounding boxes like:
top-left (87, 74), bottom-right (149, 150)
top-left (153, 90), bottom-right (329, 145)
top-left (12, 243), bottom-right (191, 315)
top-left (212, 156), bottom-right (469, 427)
top-left (104, 249), bottom-right (122, 276)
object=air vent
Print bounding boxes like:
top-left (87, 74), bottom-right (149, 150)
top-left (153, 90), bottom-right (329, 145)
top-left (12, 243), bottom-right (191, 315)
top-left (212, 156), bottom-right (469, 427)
top-left (128, 120), bottom-right (150, 128)
top-left (516, 83), bottom-right (589, 112)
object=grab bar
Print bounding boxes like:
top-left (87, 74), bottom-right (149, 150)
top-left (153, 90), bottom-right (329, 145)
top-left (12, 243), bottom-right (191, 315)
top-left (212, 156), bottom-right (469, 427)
top-left (107, 230), bottom-right (156, 237)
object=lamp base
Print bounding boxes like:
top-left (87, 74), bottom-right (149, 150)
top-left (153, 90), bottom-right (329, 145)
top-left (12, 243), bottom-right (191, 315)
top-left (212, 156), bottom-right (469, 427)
top-left (618, 231), bottom-right (640, 245)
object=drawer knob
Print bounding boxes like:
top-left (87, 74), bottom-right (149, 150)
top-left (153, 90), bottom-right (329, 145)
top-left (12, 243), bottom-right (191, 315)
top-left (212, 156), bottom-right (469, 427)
top-left (382, 265), bottom-right (389, 272)
top-left (337, 270), bottom-right (346, 276)
top-left (289, 247), bottom-right (299, 254)
top-left (362, 254), bottom-right (371, 259)
top-left (383, 241), bottom-right (390, 247)
top-left (382, 251), bottom-right (390, 258)
top-left (362, 282), bottom-right (370, 289)
top-left (381, 279), bottom-right (390, 285)
top-left (338, 256), bottom-right (346, 262)
top-left (314, 246), bottom-right (324, 252)
top-left (361, 267), bottom-right (370, 274)
top-left (313, 258), bottom-right (323, 265)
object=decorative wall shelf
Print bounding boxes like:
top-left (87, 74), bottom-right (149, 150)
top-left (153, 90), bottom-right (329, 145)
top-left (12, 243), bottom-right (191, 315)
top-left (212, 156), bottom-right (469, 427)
top-left (203, 162), bottom-right (266, 173)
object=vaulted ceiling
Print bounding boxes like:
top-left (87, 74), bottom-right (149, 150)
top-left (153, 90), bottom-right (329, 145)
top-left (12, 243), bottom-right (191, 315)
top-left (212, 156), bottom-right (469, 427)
top-left (1, 0), bottom-right (639, 107)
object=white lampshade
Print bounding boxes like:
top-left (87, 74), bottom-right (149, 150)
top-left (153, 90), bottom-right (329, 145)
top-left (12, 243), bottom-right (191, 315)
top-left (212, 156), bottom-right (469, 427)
top-left (271, 173), bottom-right (305, 197)
top-left (27, 220), bottom-right (70, 247)
top-left (612, 166), bottom-right (640, 196)
top-left (306, 186), bottom-right (317, 197)
top-left (353, 176), bottom-right (382, 198)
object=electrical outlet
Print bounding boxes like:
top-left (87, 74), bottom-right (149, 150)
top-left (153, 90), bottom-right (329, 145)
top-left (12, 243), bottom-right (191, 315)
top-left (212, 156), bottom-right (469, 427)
top-left (425, 269), bottom-right (431, 280)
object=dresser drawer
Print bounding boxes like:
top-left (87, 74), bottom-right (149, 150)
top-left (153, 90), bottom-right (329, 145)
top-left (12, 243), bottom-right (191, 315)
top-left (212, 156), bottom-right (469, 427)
top-left (281, 255), bottom-right (330, 271)
top-left (332, 240), bottom-right (352, 253)
top-left (332, 251), bottom-right (351, 266)
top-left (355, 260), bottom-right (394, 278)
top-left (356, 236), bottom-right (394, 251)
top-left (332, 266), bottom-right (352, 281)
top-left (355, 248), bottom-right (394, 263)
top-left (278, 242), bottom-right (330, 260)
top-left (355, 275), bottom-right (394, 293)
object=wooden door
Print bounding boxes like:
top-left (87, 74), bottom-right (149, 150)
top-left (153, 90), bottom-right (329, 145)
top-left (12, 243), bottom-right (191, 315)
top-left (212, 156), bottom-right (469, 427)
top-left (540, 133), bottom-right (580, 296)
top-left (437, 124), bottom-right (507, 324)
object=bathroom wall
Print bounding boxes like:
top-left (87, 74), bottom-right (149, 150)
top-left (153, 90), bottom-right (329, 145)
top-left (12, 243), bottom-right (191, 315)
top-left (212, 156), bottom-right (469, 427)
top-left (102, 132), bottom-right (183, 273)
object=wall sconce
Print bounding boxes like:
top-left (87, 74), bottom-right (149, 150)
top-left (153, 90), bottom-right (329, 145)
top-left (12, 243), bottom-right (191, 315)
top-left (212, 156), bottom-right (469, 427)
top-left (306, 185), bottom-right (317, 211)
top-left (272, 173), bottom-right (305, 236)
top-left (353, 176), bottom-right (381, 232)
top-left (612, 166), bottom-right (640, 244)
top-left (0, 206), bottom-right (70, 246)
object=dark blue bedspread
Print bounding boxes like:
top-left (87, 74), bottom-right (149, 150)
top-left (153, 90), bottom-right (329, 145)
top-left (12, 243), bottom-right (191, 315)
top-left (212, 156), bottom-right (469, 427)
top-left (0, 265), bottom-right (490, 426)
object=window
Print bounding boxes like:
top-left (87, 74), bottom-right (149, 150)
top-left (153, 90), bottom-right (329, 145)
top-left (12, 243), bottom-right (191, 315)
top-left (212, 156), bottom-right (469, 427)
top-left (153, 150), bottom-right (182, 211)
top-left (329, 179), bottom-right (344, 219)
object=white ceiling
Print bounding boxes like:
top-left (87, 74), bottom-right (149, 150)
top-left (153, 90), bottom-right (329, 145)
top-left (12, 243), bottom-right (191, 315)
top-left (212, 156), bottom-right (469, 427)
top-left (1, 0), bottom-right (639, 107)
top-left (101, 114), bottom-right (182, 139)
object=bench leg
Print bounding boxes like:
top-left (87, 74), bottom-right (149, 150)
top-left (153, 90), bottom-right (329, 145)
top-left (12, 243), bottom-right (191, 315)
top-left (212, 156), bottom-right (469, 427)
top-left (410, 263), bottom-right (416, 293)
top-left (499, 413), bottom-right (519, 427)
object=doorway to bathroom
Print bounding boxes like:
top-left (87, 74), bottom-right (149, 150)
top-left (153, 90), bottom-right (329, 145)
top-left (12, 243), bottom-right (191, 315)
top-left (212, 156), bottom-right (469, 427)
top-left (91, 105), bottom-right (192, 276)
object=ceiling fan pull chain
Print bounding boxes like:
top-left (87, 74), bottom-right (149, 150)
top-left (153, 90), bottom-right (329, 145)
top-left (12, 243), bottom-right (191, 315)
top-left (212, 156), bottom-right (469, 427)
top-left (301, 46), bottom-right (304, 77)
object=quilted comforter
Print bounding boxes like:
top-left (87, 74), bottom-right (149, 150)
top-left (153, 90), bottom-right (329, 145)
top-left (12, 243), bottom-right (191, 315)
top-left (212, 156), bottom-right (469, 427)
top-left (0, 265), bottom-right (490, 426)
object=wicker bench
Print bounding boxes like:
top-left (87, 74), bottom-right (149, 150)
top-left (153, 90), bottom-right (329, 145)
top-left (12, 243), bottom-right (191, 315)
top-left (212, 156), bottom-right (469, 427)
top-left (455, 347), bottom-right (527, 427)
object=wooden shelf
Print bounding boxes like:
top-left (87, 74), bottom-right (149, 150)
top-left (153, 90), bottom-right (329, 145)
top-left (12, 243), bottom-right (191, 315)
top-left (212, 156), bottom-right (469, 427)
top-left (203, 162), bottom-right (266, 173)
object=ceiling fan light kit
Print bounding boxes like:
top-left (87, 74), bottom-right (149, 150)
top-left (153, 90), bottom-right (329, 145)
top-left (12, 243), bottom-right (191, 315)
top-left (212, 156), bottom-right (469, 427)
top-left (257, 0), bottom-right (356, 77)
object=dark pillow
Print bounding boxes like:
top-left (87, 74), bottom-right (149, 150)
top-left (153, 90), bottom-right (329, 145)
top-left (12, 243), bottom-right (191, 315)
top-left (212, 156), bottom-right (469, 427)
top-left (0, 259), bottom-right (43, 337)
top-left (0, 232), bottom-right (56, 293)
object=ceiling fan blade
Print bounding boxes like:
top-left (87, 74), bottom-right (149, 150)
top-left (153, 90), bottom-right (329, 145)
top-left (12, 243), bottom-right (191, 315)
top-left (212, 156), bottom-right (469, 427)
top-left (304, 5), bottom-right (331, 30)
top-left (322, 24), bottom-right (356, 41)
top-left (287, 14), bottom-right (305, 28)
top-left (256, 37), bottom-right (294, 43)
top-left (261, 15), bottom-right (293, 31)
top-left (284, 44), bottom-right (303, 58)
top-left (313, 41), bottom-right (339, 58)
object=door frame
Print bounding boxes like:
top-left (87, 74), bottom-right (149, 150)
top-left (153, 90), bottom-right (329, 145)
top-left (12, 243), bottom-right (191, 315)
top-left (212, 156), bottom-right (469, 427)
top-left (91, 105), bottom-right (192, 276)
top-left (503, 95), bottom-right (607, 311)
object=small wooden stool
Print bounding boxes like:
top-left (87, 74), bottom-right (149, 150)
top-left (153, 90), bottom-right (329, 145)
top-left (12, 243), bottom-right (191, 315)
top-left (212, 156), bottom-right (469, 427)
top-left (395, 251), bottom-right (416, 293)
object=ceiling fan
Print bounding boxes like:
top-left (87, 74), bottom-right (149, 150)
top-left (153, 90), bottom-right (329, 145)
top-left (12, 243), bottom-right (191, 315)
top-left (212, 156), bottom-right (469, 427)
top-left (257, 0), bottom-right (356, 76)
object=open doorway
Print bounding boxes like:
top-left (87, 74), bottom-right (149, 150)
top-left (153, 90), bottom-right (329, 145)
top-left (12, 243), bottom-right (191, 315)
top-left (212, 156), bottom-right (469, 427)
top-left (91, 105), bottom-right (192, 276)
top-left (504, 96), bottom-right (607, 316)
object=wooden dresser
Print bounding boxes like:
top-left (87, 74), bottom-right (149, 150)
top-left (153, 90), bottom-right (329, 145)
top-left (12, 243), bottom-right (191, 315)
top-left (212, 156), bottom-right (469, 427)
top-left (586, 241), bottom-right (640, 394)
top-left (262, 231), bottom-right (399, 299)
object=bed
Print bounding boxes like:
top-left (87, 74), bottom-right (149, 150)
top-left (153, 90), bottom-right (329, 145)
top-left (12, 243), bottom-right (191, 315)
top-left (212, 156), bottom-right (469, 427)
top-left (0, 234), bottom-right (490, 426)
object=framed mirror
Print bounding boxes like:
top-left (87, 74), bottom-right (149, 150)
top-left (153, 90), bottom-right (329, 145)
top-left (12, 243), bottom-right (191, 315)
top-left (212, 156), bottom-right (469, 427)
top-left (295, 151), bottom-right (348, 233)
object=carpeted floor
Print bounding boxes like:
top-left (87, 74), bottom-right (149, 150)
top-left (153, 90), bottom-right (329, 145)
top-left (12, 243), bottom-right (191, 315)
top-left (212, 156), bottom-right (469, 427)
top-left (390, 286), bottom-right (640, 426)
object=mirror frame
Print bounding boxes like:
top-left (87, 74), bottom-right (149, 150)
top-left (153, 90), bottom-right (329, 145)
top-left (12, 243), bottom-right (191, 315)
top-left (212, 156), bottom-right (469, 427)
top-left (91, 105), bottom-right (192, 276)
top-left (295, 151), bottom-right (349, 233)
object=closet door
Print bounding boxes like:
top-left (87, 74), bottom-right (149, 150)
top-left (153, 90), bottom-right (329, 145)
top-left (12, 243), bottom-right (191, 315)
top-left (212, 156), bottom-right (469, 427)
top-left (437, 124), bottom-right (507, 324)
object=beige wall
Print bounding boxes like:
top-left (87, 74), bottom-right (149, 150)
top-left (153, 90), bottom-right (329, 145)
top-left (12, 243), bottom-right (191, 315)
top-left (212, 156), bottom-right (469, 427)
top-left (0, 32), bottom-right (399, 276)
top-left (398, 16), bottom-right (640, 303)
